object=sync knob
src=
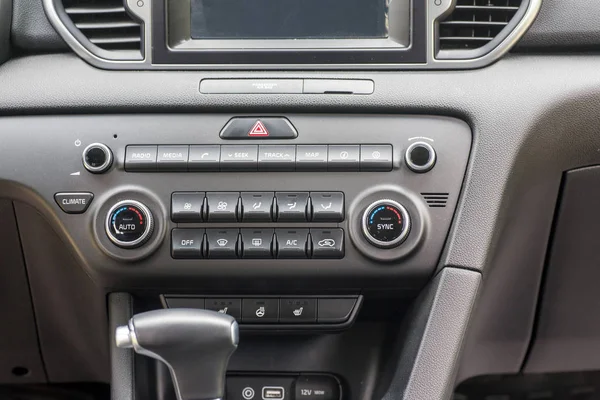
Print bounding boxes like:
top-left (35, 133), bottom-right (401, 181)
top-left (105, 200), bottom-right (154, 248)
top-left (362, 200), bottom-right (411, 248)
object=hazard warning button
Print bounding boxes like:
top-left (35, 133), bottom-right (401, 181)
top-left (219, 117), bottom-right (298, 140)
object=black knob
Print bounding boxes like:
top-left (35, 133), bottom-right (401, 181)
top-left (362, 200), bottom-right (410, 248)
top-left (105, 200), bottom-right (154, 248)
top-left (83, 143), bottom-right (113, 174)
top-left (405, 142), bottom-right (436, 173)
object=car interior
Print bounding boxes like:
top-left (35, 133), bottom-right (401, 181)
top-left (1, 0), bottom-right (600, 399)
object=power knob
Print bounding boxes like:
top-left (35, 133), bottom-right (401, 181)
top-left (105, 200), bottom-right (154, 248)
top-left (362, 200), bottom-right (411, 248)
top-left (83, 143), bottom-right (113, 174)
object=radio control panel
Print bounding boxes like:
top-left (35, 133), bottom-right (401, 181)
top-left (0, 114), bottom-right (471, 292)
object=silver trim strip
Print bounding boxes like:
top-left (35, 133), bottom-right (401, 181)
top-left (42, 0), bottom-right (541, 70)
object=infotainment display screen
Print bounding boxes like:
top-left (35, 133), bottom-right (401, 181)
top-left (190, 0), bottom-right (389, 40)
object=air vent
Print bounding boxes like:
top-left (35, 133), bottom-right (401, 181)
top-left (62, 0), bottom-right (142, 52)
top-left (422, 193), bottom-right (449, 208)
top-left (438, 0), bottom-right (522, 51)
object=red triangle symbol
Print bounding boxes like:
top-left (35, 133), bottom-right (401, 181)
top-left (248, 120), bottom-right (269, 136)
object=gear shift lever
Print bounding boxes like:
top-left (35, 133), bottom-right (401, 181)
top-left (115, 309), bottom-right (239, 400)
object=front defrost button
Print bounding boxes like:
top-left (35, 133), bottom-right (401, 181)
top-left (54, 192), bottom-right (94, 214)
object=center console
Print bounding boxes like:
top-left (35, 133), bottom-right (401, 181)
top-left (0, 113), bottom-right (470, 400)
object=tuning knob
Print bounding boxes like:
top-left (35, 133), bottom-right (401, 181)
top-left (105, 200), bottom-right (154, 248)
top-left (83, 143), bottom-right (113, 174)
top-left (362, 199), bottom-right (411, 248)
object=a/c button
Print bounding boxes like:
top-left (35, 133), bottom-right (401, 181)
top-left (54, 192), bottom-right (94, 214)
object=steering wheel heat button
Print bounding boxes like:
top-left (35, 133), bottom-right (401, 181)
top-left (362, 200), bottom-right (411, 248)
top-left (106, 200), bottom-right (154, 248)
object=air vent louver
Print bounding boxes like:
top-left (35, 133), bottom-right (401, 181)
top-left (422, 193), bottom-right (449, 208)
top-left (439, 0), bottom-right (522, 50)
top-left (63, 0), bottom-right (142, 52)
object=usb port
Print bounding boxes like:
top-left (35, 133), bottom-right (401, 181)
top-left (262, 386), bottom-right (285, 399)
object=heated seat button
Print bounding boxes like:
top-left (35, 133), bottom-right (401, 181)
top-left (276, 192), bottom-right (310, 222)
top-left (206, 192), bottom-right (240, 222)
top-left (205, 298), bottom-right (242, 319)
top-left (280, 299), bottom-right (317, 323)
top-left (220, 117), bottom-right (298, 139)
top-left (276, 229), bottom-right (309, 259)
top-left (241, 229), bottom-right (274, 259)
top-left (171, 229), bottom-right (204, 259)
top-left (206, 229), bottom-right (239, 259)
top-left (171, 192), bottom-right (204, 222)
top-left (310, 229), bottom-right (344, 259)
top-left (241, 192), bottom-right (274, 222)
top-left (294, 375), bottom-right (340, 400)
top-left (54, 192), bottom-right (94, 214)
top-left (310, 192), bottom-right (344, 222)
top-left (242, 298), bottom-right (279, 323)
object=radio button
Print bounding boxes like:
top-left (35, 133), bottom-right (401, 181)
top-left (241, 192), bottom-right (274, 222)
top-left (220, 117), bottom-right (298, 139)
top-left (188, 145), bottom-right (220, 171)
top-left (296, 145), bottom-right (328, 171)
top-left (206, 229), bottom-right (239, 259)
top-left (310, 229), bottom-right (344, 259)
top-left (242, 298), bottom-right (279, 323)
top-left (276, 192), bottom-right (309, 222)
top-left (241, 229), bottom-right (274, 259)
top-left (310, 192), bottom-right (344, 222)
top-left (171, 192), bottom-right (204, 222)
top-left (275, 229), bottom-right (309, 259)
top-left (125, 145), bottom-right (158, 171)
top-left (258, 145), bottom-right (296, 171)
top-left (328, 145), bottom-right (360, 171)
top-left (54, 192), bottom-right (94, 214)
top-left (171, 229), bottom-right (204, 259)
top-left (220, 145), bottom-right (258, 171)
top-left (157, 145), bottom-right (189, 171)
top-left (206, 192), bottom-right (240, 222)
top-left (360, 144), bottom-right (393, 171)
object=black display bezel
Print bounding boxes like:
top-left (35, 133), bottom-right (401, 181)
top-left (151, 0), bottom-right (426, 65)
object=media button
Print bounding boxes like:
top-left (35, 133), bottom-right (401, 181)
top-left (171, 192), bottom-right (204, 222)
top-left (275, 229), bottom-right (309, 259)
top-left (258, 145), bottom-right (296, 171)
top-left (206, 229), bottom-right (239, 259)
top-left (276, 192), bottom-right (309, 222)
top-left (296, 145), bottom-right (328, 171)
top-left (280, 298), bottom-right (316, 323)
top-left (157, 145), bottom-right (189, 171)
top-left (310, 229), bottom-right (344, 259)
top-left (328, 145), bottom-right (360, 171)
top-left (189, 145), bottom-right (220, 171)
top-left (125, 145), bottom-right (158, 171)
top-left (220, 145), bottom-right (258, 171)
top-left (206, 192), bottom-right (240, 222)
top-left (241, 229), bottom-right (274, 259)
top-left (310, 192), bottom-right (344, 222)
top-left (205, 298), bottom-right (242, 319)
top-left (242, 298), bottom-right (279, 323)
top-left (241, 192), bottom-right (274, 222)
top-left (171, 229), bottom-right (204, 259)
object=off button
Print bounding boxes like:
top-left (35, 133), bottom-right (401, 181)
top-left (54, 192), bottom-right (94, 214)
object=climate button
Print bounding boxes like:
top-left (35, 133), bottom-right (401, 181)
top-left (105, 200), bottom-right (154, 248)
top-left (362, 200), bottom-right (410, 248)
